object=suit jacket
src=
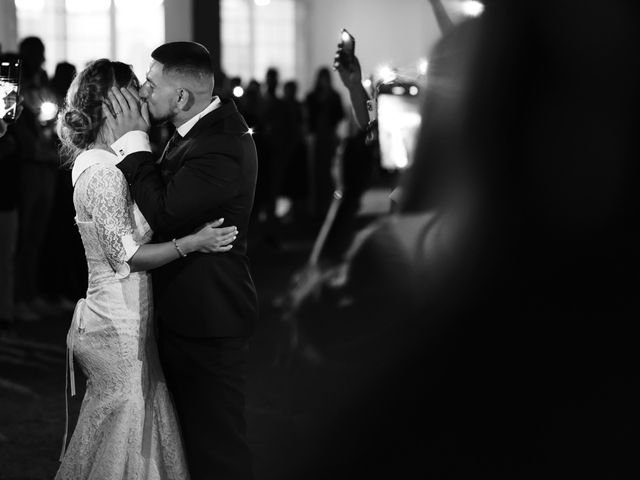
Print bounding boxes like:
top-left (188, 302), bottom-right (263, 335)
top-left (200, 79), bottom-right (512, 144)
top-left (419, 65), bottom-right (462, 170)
top-left (117, 98), bottom-right (258, 337)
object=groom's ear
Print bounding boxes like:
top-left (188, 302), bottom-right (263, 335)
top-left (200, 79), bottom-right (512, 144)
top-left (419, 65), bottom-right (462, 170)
top-left (176, 88), bottom-right (194, 111)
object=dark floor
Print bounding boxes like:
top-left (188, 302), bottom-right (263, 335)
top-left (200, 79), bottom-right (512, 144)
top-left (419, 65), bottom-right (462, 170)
top-left (0, 216), bottom-right (330, 479)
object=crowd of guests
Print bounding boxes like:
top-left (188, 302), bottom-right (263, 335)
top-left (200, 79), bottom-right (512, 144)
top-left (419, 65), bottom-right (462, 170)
top-left (216, 64), bottom-right (374, 249)
top-left (1, 37), bottom-right (85, 326)
top-left (1, 34), bottom-right (374, 327)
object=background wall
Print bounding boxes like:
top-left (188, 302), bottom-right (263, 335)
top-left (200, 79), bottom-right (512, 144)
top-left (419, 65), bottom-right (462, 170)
top-left (300, 0), bottom-right (442, 92)
top-left (4, 0), bottom-right (456, 96)
top-left (165, 0), bottom-right (194, 43)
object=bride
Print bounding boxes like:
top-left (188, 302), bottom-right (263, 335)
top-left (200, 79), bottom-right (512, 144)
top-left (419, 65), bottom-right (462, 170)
top-left (55, 59), bottom-right (236, 479)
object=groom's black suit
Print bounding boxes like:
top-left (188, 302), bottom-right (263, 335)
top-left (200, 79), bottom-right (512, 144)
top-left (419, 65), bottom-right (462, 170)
top-left (117, 98), bottom-right (258, 480)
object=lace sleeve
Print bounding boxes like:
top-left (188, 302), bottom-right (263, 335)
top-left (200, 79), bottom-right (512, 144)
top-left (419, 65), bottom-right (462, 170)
top-left (86, 165), bottom-right (141, 278)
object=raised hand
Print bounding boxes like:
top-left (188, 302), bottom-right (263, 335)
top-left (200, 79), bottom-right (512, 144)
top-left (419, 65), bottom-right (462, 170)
top-left (103, 86), bottom-right (150, 140)
top-left (190, 218), bottom-right (238, 253)
top-left (334, 45), bottom-right (363, 91)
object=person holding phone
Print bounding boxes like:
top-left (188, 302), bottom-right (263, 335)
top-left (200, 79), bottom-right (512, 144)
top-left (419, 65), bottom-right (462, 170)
top-left (333, 29), bottom-right (372, 133)
top-left (0, 53), bottom-right (24, 327)
top-left (0, 114), bottom-right (17, 326)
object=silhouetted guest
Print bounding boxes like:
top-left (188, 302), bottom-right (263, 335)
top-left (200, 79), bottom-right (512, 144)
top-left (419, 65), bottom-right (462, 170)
top-left (212, 69), bottom-right (231, 99)
top-left (257, 67), bottom-right (288, 242)
top-left (240, 79), bottom-right (268, 232)
top-left (230, 76), bottom-right (242, 94)
top-left (280, 80), bottom-right (309, 222)
top-left (50, 61), bottom-right (76, 101)
top-left (13, 36), bottom-right (60, 320)
top-left (240, 79), bottom-right (262, 129)
top-left (39, 61), bottom-right (85, 311)
top-left (305, 67), bottom-right (344, 219)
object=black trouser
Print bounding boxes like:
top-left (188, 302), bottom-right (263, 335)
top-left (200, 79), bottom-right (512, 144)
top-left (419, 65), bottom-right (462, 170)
top-left (158, 326), bottom-right (253, 480)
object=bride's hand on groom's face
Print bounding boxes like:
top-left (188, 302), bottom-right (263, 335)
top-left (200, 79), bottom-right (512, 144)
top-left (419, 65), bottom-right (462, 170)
top-left (103, 86), bottom-right (150, 142)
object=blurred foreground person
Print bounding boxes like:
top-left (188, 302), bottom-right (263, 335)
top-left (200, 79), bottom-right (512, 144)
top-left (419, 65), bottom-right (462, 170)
top-left (55, 59), bottom-right (235, 479)
top-left (283, 1), bottom-right (639, 478)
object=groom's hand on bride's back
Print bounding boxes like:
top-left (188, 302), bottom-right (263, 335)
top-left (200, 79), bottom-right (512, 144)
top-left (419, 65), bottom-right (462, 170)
top-left (103, 86), bottom-right (150, 142)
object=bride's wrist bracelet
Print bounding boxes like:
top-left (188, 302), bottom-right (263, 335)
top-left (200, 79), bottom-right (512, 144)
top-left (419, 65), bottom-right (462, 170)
top-left (173, 238), bottom-right (187, 257)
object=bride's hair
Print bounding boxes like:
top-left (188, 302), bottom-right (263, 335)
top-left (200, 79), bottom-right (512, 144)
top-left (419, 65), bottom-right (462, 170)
top-left (58, 59), bottom-right (139, 165)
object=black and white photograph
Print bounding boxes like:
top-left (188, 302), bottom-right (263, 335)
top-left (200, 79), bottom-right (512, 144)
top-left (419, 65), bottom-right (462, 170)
top-left (0, 0), bottom-right (638, 478)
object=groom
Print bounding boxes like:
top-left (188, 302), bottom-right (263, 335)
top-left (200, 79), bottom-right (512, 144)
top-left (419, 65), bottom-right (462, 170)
top-left (106, 42), bottom-right (258, 480)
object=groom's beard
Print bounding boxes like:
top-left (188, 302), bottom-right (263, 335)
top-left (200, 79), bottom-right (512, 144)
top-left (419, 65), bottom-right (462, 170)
top-left (146, 102), bottom-right (173, 126)
top-left (149, 112), bottom-right (171, 126)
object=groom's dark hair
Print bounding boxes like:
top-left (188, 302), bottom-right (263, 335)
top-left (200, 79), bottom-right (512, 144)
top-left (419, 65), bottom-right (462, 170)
top-left (151, 42), bottom-right (214, 79)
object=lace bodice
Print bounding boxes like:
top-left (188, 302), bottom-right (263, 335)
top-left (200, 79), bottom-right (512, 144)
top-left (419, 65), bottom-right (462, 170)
top-left (73, 160), bottom-right (152, 280)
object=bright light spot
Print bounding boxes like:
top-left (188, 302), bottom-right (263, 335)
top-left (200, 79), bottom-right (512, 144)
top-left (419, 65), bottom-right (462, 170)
top-left (341, 31), bottom-right (351, 43)
top-left (391, 86), bottom-right (406, 95)
top-left (418, 58), bottom-right (429, 76)
top-left (377, 65), bottom-right (397, 84)
top-left (362, 78), bottom-right (372, 89)
top-left (246, 127), bottom-right (255, 136)
top-left (15, 0), bottom-right (44, 11)
top-left (254, 0), bottom-right (271, 6)
top-left (39, 101), bottom-right (58, 123)
top-left (460, 0), bottom-right (484, 17)
top-left (275, 197), bottom-right (292, 218)
top-left (409, 86), bottom-right (419, 96)
top-left (233, 86), bottom-right (244, 98)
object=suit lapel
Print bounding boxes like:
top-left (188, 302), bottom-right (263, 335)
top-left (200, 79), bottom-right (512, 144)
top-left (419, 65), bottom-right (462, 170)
top-left (159, 99), bottom-right (242, 181)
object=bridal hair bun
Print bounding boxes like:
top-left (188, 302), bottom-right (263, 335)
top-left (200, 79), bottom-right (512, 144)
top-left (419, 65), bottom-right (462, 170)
top-left (61, 108), bottom-right (94, 149)
top-left (59, 58), bottom-right (138, 165)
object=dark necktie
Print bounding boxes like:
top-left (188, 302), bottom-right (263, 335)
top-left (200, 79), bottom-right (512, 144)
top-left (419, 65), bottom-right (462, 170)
top-left (159, 131), bottom-right (183, 180)
top-left (160, 131), bottom-right (181, 165)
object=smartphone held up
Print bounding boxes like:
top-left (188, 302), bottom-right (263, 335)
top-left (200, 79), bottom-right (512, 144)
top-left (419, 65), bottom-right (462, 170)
top-left (334, 28), bottom-right (356, 70)
top-left (0, 58), bottom-right (21, 123)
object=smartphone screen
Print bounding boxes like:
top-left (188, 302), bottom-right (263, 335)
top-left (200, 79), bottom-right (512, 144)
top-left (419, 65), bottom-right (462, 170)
top-left (341, 29), bottom-right (355, 56)
top-left (0, 59), bottom-right (21, 122)
top-left (336, 28), bottom-right (356, 70)
top-left (377, 87), bottom-right (422, 170)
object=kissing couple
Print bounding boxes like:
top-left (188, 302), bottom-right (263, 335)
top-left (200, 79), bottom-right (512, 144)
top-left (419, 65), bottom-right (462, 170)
top-left (55, 42), bottom-right (258, 480)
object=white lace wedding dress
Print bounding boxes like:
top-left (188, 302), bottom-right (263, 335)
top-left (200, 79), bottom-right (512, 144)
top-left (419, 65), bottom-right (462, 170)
top-left (55, 149), bottom-right (189, 480)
